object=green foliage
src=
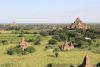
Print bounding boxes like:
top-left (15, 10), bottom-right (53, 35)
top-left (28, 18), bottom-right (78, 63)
top-left (59, 33), bottom-right (68, 41)
top-left (66, 31), bottom-right (76, 37)
top-left (25, 46), bottom-right (36, 53)
top-left (52, 35), bottom-right (61, 41)
top-left (34, 39), bottom-right (41, 45)
top-left (7, 46), bottom-right (36, 55)
top-left (49, 30), bottom-right (58, 35)
top-left (93, 50), bottom-right (100, 54)
top-left (28, 39), bottom-right (34, 42)
top-left (40, 31), bottom-right (49, 36)
top-left (24, 31), bottom-right (30, 34)
top-left (55, 53), bottom-right (59, 58)
top-left (48, 39), bottom-right (57, 45)
top-left (53, 48), bottom-right (60, 53)
top-left (33, 32), bottom-right (38, 34)
top-left (68, 37), bottom-right (73, 42)
top-left (88, 47), bottom-right (91, 50)
top-left (11, 31), bottom-right (15, 34)
top-left (20, 29), bottom-right (24, 35)
top-left (18, 34), bottom-right (23, 37)
top-left (2, 40), bottom-right (9, 45)
top-left (96, 62), bottom-right (100, 67)
top-left (46, 63), bottom-right (54, 67)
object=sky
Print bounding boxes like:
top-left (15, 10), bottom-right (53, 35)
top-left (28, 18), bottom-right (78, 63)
top-left (0, 0), bottom-right (100, 24)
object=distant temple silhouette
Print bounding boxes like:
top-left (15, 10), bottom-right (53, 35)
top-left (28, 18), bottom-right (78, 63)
top-left (11, 20), bottom-right (18, 26)
top-left (66, 18), bottom-right (90, 30)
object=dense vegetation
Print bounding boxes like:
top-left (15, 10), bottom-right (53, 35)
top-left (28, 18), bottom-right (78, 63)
top-left (0, 24), bottom-right (100, 67)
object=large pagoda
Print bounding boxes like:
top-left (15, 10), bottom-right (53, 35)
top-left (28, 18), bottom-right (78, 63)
top-left (66, 18), bottom-right (90, 30)
top-left (11, 20), bottom-right (18, 26)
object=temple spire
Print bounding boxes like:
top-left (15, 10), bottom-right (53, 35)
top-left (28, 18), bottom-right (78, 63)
top-left (22, 36), bottom-right (25, 42)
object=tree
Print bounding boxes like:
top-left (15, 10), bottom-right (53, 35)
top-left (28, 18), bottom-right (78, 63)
top-left (53, 48), bottom-right (60, 58)
top-left (48, 39), bottom-right (57, 45)
top-left (20, 29), bottom-right (24, 35)
top-left (59, 33), bottom-right (68, 41)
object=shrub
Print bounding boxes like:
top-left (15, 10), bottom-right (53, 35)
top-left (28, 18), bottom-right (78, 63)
top-left (25, 46), bottom-right (36, 53)
top-left (55, 53), bottom-right (59, 58)
top-left (88, 47), bottom-right (91, 50)
top-left (7, 47), bottom-right (16, 55)
top-left (96, 62), bottom-right (100, 67)
top-left (33, 32), bottom-right (38, 34)
top-left (18, 34), bottom-right (23, 37)
top-left (52, 35), bottom-right (61, 41)
top-left (2, 40), bottom-right (9, 45)
top-left (34, 39), bottom-right (41, 45)
top-left (59, 33), bottom-right (68, 41)
top-left (7, 46), bottom-right (36, 55)
top-left (28, 39), bottom-right (34, 42)
top-left (49, 30), bottom-right (58, 35)
top-left (40, 32), bottom-right (48, 36)
top-left (48, 39), bottom-right (57, 45)
top-left (46, 63), bottom-right (54, 67)
top-left (15, 31), bottom-right (19, 34)
top-left (24, 31), bottom-right (30, 34)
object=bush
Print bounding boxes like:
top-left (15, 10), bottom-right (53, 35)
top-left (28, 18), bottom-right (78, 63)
top-left (25, 46), bottom-right (36, 53)
top-left (48, 39), bottom-right (57, 45)
top-left (88, 47), bottom-right (91, 50)
top-left (52, 35), bottom-right (61, 41)
top-left (40, 32), bottom-right (48, 36)
top-left (7, 46), bottom-right (36, 55)
top-left (34, 39), bottom-right (41, 45)
top-left (55, 53), bottom-right (59, 58)
top-left (28, 39), bottom-right (34, 42)
top-left (2, 40), bottom-right (9, 45)
top-left (33, 32), bottom-right (38, 34)
top-left (18, 34), bottom-right (23, 37)
top-left (96, 62), bottom-right (100, 67)
top-left (59, 33), bottom-right (68, 41)
top-left (24, 31), bottom-right (30, 34)
top-left (46, 63), bottom-right (54, 67)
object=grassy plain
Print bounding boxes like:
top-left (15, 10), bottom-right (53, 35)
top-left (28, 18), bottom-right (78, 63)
top-left (0, 30), bottom-right (100, 67)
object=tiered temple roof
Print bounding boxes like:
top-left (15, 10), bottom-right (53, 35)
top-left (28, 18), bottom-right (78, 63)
top-left (66, 18), bottom-right (90, 30)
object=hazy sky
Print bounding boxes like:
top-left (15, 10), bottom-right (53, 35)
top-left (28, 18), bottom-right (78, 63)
top-left (0, 0), bottom-right (100, 24)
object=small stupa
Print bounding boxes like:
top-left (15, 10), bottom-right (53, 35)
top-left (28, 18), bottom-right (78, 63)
top-left (70, 42), bottom-right (74, 48)
top-left (60, 40), bottom-right (74, 51)
top-left (11, 20), bottom-right (18, 26)
top-left (79, 53), bottom-right (93, 67)
top-left (19, 35), bottom-right (28, 50)
top-left (64, 40), bottom-right (70, 50)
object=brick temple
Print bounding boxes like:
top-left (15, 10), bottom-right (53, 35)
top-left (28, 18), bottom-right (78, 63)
top-left (66, 18), bottom-right (90, 30)
top-left (79, 53), bottom-right (93, 67)
top-left (60, 40), bottom-right (74, 50)
top-left (11, 20), bottom-right (18, 26)
top-left (19, 36), bottom-right (28, 50)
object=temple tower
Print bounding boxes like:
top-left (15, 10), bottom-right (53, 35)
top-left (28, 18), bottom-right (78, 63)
top-left (79, 53), bottom-right (93, 67)
top-left (19, 36), bottom-right (28, 50)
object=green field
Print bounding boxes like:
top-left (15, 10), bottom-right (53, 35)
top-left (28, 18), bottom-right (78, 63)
top-left (0, 30), bottom-right (100, 67)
